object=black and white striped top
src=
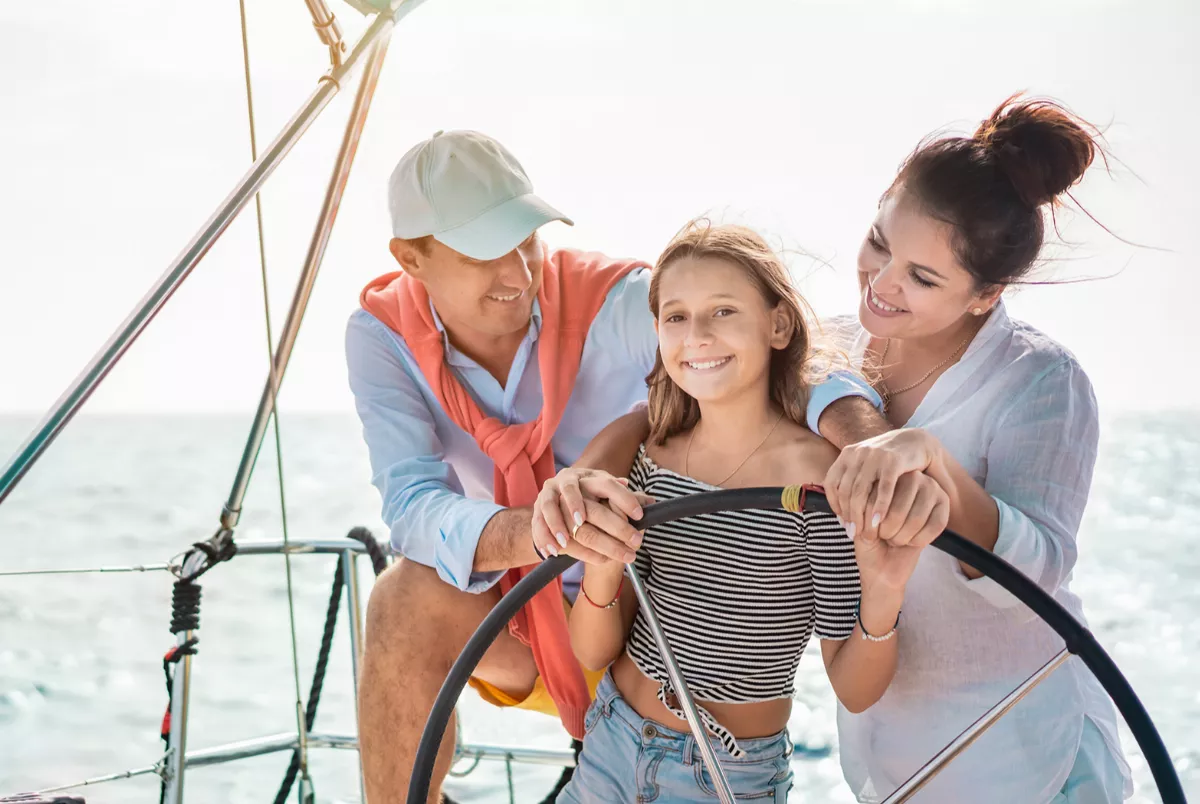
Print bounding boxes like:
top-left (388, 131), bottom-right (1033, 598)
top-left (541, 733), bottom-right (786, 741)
top-left (624, 444), bottom-right (861, 756)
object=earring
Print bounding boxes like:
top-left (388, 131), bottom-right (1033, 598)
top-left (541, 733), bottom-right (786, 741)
top-left (972, 307), bottom-right (983, 315)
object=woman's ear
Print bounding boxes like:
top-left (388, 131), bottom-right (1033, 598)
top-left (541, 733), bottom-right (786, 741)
top-left (970, 284), bottom-right (1004, 316)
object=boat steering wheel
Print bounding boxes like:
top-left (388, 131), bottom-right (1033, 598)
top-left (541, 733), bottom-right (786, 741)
top-left (407, 487), bottom-right (1185, 804)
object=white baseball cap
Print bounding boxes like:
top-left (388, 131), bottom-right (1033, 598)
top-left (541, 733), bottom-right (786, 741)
top-left (387, 129), bottom-right (573, 260)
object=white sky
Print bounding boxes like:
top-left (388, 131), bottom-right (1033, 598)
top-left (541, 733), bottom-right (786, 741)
top-left (0, 0), bottom-right (1195, 416)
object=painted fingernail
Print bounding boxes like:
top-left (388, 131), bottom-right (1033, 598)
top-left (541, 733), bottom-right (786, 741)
top-left (547, 543), bottom-right (558, 557)
top-left (556, 532), bottom-right (568, 548)
top-left (573, 512), bottom-right (584, 528)
top-left (847, 522), bottom-right (857, 540)
top-left (871, 513), bottom-right (882, 528)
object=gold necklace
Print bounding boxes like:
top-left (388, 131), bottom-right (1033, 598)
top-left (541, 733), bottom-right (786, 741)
top-left (684, 410), bottom-right (784, 487)
top-left (877, 334), bottom-right (972, 410)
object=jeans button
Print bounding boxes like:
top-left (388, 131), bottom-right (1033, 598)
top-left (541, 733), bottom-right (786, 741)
top-left (642, 724), bottom-right (657, 739)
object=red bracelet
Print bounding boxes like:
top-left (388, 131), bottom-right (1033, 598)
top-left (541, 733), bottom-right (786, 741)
top-left (580, 576), bottom-right (624, 609)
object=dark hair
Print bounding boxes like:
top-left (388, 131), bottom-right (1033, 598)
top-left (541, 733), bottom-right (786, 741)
top-left (892, 93), bottom-right (1102, 289)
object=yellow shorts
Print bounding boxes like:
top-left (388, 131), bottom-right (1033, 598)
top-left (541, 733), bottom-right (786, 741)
top-left (466, 598), bottom-right (606, 717)
top-left (469, 663), bottom-right (606, 717)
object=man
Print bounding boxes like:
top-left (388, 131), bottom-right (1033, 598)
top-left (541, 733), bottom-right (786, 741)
top-left (346, 129), bottom-right (882, 803)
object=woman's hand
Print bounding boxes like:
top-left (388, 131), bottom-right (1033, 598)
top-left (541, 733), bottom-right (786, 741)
top-left (824, 428), bottom-right (945, 541)
top-left (531, 467), bottom-right (652, 565)
top-left (850, 472), bottom-right (949, 592)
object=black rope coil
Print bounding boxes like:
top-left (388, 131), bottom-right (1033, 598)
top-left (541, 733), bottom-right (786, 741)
top-left (160, 580), bottom-right (203, 804)
top-left (408, 487), bottom-right (1187, 804)
top-left (272, 528), bottom-right (389, 804)
top-left (169, 580), bottom-right (201, 634)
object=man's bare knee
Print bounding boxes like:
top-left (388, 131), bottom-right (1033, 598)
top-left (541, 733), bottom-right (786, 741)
top-left (363, 559), bottom-right (518, 673)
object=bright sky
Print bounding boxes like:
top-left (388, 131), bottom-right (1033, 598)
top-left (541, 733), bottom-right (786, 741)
top-left (0, 0), bottom-right (1194, 417)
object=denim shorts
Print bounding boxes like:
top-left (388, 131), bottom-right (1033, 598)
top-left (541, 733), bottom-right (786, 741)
top-left (557, 672), bottom-right (795, 803)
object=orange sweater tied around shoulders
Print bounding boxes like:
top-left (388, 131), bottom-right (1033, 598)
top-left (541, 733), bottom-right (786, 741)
top-left (359, 248), bottom-right (646, 739)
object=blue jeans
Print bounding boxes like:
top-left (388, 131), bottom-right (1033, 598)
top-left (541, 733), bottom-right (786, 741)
top-left (558, 672), bottom-right (795, 803)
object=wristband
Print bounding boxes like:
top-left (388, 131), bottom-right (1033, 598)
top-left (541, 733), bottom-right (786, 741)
top-left (581, 576), bottom-right (624, 609)
top-left (858, 607), bottom-right (900, 642)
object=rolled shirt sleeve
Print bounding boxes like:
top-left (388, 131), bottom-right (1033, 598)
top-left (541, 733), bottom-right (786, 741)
top-left (960, 358), bottom-right (1100, 608)
top-left (805, 370), bottom-right (885, 433)
top-left (345, 312), bottom-right (505, 593)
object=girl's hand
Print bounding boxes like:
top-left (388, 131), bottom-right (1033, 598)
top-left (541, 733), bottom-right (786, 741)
top-left (850, 472), bottom-right (949, 591)
top-left (823, 428), bottom-right (943, 541)
top-left (531, 468), bottom-right (651, 565)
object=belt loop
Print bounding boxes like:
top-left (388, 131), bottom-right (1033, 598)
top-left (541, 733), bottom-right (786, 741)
top-left (682, 733), bottom-right (695, 766)
top-left (599, 674), bottom-right (616, 716)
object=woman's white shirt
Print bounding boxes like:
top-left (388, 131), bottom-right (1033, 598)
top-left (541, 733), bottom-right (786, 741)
top-left (829, 303), bottom-right (1132, 803)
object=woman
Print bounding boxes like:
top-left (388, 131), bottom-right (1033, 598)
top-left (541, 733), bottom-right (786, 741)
top-left (536, 95), bottom-right (1131, 803)
top-left (815, 95), bottom-right (1132, 803)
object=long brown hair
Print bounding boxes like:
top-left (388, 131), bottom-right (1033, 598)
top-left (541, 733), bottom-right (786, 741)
top-left (646, 219), bottom-right (838, 445)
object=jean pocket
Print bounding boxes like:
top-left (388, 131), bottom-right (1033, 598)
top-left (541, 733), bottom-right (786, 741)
top-left (583, 698), bottom-right (606, 735)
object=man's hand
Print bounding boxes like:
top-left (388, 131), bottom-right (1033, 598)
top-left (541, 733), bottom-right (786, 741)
top-left (531, 467), bottom-right (651, 565)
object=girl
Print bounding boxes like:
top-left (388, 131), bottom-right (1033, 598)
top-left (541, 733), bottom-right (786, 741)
top-left (536, 223), bottom-right (948, 803)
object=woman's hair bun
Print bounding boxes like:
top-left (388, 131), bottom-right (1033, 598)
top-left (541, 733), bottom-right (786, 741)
top-left (973, 93), bottom-right (1098, 208)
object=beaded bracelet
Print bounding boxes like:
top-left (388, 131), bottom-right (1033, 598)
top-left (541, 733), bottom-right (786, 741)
top-left (581, 576), bottom-right (624, 610)
top-left (858, 607), bottom-right (901, 642)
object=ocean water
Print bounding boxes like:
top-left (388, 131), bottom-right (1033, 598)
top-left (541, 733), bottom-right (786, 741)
top-left (0, 412), bottom-right (1196, 803)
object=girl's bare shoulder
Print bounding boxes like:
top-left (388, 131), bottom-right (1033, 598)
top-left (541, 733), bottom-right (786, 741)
top-left (763, 419), bottom-right (839, 485)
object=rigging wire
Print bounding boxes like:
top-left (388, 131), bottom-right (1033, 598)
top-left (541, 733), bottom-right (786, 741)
top-left (32, 762), bottom-right (164, 796)
top-left (0, 563), bottom-right (173, 578)
top-left (235, 0), bottom-right (310, 780)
